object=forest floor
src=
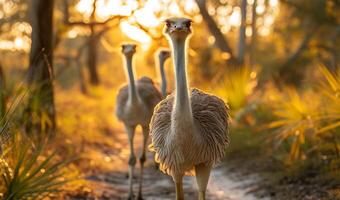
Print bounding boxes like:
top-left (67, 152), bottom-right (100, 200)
top-left (52, 83), bottom-right (339, 200)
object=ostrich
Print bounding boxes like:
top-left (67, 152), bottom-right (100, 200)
top-left (115, 44), bottom-right (161, 200)
top-left (149, 18), bottom-right (230, 200)
top-left (157, 49), bottom-right (171, 97)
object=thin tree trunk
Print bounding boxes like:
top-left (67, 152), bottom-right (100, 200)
top-left (238, 0), bottom-right (247, 65)
top-left (330, 25), bottom-right (340, 72)
top-left (88, 25), bottom-right (99, 85)
top-left (76, 45), bottom-right (88, 94)
top-left (195, 0), bottom-right (238, 66)
top-left (250, 0), bottom-right (257, 68)
top-left (62, 0), bottom-right (127, 87)
top-left (0, 62), bottom-right (6, 120)
top-left (87, 0), bottom-right (100, 85)
top-left (27, 0), bottom-right (56, 137)
top-left (277, 29), bottom-right (315, 85)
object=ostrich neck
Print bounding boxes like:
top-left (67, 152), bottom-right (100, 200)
top-left (124, 55), bottom-right (138, 103)
top-left (159, 58), bottom-right (167, 97)
top-left (171, 38), bottom-right (192, 119)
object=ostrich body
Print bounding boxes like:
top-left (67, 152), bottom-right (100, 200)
top-left (157, 49), bottom-right (171, 97)
top-left (149, 18), bottom-right (229, 200)
top-left (115, 44), bottom-right (161, 200)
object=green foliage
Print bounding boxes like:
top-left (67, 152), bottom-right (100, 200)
top-left (316, 66), bottom-right (340, 134)
top-left (267, 66), bottom-right (340, 163)
top-left (215, 66), bottom-right (258, 114)
top-left (268, 88), bottom-right (318, 161)
top-left (0, 138), bottom-right (73, 200)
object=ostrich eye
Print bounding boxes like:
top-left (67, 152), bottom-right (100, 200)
top-left (183, 21), bottom-right (191, 28)
top-left (165, 21), bottom-right (172, 28)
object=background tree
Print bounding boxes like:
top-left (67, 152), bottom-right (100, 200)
top-left (250, 0), bottom-right (257, 67)
top-left (0, 62), bottom-right (5, 121)
top-left (276, 0), bottom-right (339, 85)
top-left (26, 0), bottom-right (56, 137)
top-left (63, 0), bottom-right (126, 86)
top-left (238, 0), bottom-right (247, 65)
top-left (195, 0), bottom-right (239, 66)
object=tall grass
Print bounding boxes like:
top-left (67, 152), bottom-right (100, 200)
top-left (1, 138), bottom-right (73, 200)
top-left (0, 61), bottom-right (73, 199)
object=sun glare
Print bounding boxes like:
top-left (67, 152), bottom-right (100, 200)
top-left (0, 0), bottom-right (280, 52)
top-left (76, 0), bottom-right (137, 19)
top-left (74, 0), bottom-right (280, 44)
top-left (134, 8), bottom-right (160, 28)
top-left (96, 0), bottom-right (137, 20)
top-left (120, 21), bottom-right (151, 45)
top-left (0, 36), bottom-right (30, 51)
top-left (229, 7), bottom-right (241, 27)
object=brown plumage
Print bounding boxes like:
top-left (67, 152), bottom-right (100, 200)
top-left (116, 76), bottom-right (161, 125)
top-left (150, 88), bottom-right (229, 176)
top-left (148, 18), bottom-right (230, 200)
top-left (115, 44), bottom-right (161, 200)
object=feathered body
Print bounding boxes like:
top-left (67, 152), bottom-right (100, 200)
top-left (116, 76), bottom-right (161, 126)
top-left (149, 17), bottom-right (230, 200)
top-left (150, 88), bottom-right (229, 176)
top-left (115, 44), bottom-right (161, 200)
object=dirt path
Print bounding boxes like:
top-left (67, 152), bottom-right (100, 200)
top-left (64, 126), bottom-right (263, 200)
top-left (55, 88), bottom-right (263, 200)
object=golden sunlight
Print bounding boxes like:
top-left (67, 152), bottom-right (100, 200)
top-left (120, 21), bottom-right (151, 45)
top-left (134, 8), bottom-right (160, 28)
top-left (229, 7), bottom-right (241, 27)
top-left (0, 37), bottom-right (30, 51)
top-left (75, 0), bottom-right (160, 45)
top-left (76, 0), bottom-right (137, 19)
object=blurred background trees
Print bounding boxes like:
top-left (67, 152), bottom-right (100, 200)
top-left (62, 0), bottom-right (127, 85)
top-left (1, 0), bottom-right (337, 87)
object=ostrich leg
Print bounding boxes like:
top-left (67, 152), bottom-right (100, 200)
top-left (195, 164), bottom-right (212, 200)
top-left (137, 125), bottom-right (149, 200)
top-left (173, 174), bottom-right (184, 200)
top-left (125, 124), bottom-right (136, 200)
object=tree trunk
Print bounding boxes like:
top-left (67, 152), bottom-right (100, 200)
top-left (250, 0), bottom-right (257, 68)
top-left (76, 47), bottom-right (88, 94)
top-left (238, 0), bottom-right (247, 65)
top-left (0, 62), bottom-right (6, 120)
top-left (330, 25), bottom-right (340, 72)
top-left (277, 30), bottom-right (314, 86)
top-left (27, 0), bottom-right (56, 137)
top-left (87, 25), bottom-right (99, 85)
top-left (87, 0), bottom-right (100, 85)
top-left (195, 0), bottom-right (238, 66)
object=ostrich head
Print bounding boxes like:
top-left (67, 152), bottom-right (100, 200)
top-left (121, 44), bottom-right (136, 57)
top-left (158, 49), bottom-right (171, 61)
top-left (164, 17), bottom-right (192, 40)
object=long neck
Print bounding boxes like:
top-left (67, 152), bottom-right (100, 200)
top-left (124, 55), bottom-right (138, 102)
top-left (171, 38), bottom-right (192, 117)
top-left (159, 58), bottom-right (167, 97)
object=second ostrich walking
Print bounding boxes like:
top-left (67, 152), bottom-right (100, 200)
top-left (157, 49), bottom-right (171, 97)
top-left (149, 18), bottom-right (230, 200)
top-left (116, 44), bottom-right (161, 200)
